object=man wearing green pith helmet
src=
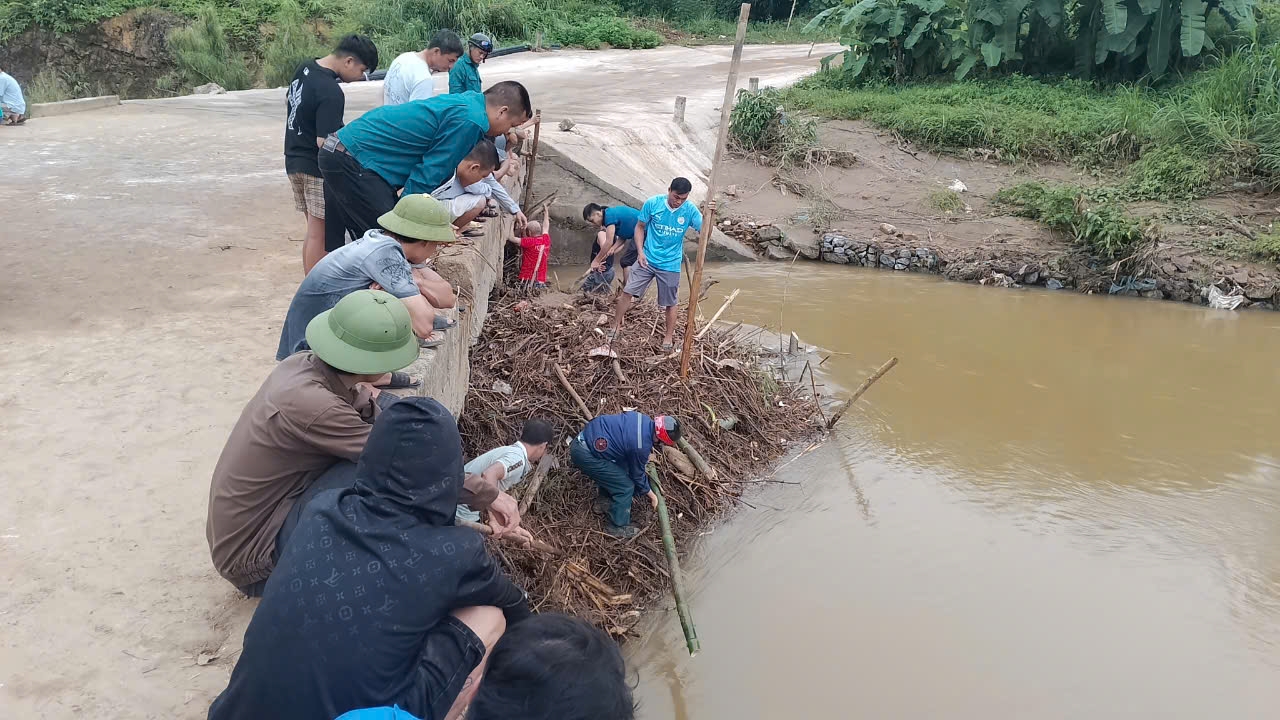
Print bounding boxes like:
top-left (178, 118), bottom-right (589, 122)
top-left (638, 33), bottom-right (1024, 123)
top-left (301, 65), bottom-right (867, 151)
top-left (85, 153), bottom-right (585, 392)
top-left (207, 289), bottom-right (525, 596)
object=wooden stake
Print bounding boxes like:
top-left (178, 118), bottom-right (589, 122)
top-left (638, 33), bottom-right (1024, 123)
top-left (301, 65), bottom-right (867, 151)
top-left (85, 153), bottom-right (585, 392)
top-left (674, 96), bottom-right (687, 122)
top-left (788, 331), bottom-right (800, 355)
top-left (517, 453), bottom-right (554, 515)
top-left (521, 109), bottom-right (542, 205)
top-left (680, 3), bottom-right (751, 380)
top-left (806, 359), bottom-right (828, 427)
top-left (826, 357), bottom-right (898, 429)
top-left (458, 518), bottom-right (562, 556)
top-left (787, 0), bottom-right (798, 28)
top-left (647, 463), bottom-right (700, 656)
top-left (553, 363), bottom-right (592, 420)
top-left (694, 288), bottom-right (740, 340)
top-left (749, 77), bottom-right (759, 91)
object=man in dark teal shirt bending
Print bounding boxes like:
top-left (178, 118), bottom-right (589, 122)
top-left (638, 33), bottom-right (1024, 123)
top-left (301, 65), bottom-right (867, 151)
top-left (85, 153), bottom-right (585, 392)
top-left (319, 79), bottom-right (530, 251)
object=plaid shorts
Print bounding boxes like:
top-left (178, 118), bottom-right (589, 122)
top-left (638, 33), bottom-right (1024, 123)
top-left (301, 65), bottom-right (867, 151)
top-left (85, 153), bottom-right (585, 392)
top-left (288, 172), bottom-right (325, 219)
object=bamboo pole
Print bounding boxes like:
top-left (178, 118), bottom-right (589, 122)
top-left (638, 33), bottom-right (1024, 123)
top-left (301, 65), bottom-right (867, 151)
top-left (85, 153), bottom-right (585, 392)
top-left (553, 363), bottom-right (592, 420)
top-left (647, 463), bottom-right (700, 656)
top-left (676, 437), bottom-right (718, 481)
top-left (458, 518), bottom-right (562, 556)
top-left (521, 109), bottom-right (542, 205)
top-left (826, 357), bottom-right (899, 429)
top-left (694, 288), bottom-right (741, 340)
top-left (517, 453), bottom-right (555, 515)
top-left (680, 3), bottom-right (751, 380)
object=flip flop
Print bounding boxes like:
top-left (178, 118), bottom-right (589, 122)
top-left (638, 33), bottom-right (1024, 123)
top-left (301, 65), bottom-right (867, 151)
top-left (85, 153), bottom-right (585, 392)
top-left (433, 315), bottom-right (458, 331)
top-left (420, 332), bottom-right (446, 349)
top-left (380, 372), bottom-right (420, 389)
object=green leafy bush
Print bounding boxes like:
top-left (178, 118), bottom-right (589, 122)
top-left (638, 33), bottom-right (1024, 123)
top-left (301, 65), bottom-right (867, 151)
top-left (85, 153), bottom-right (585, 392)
top-left (996, 181), bottom-right (1146, 258)
top-left (1124, 145), bottom-right (1214, 200)
top-left (552, 16), bottom-right (661, 49)
top-left (804, 0), bottom-right (962, 84)
top-left (167, 6), bottom-right (252, 90)
top-left (340, 0), bottom-right (535, 61)
top-left (1248, 231), bottom-right (1280, 261)
top-left (729, 87), bottom-right (819, 165)
top-left (262, 0), bottom-right (327, 87)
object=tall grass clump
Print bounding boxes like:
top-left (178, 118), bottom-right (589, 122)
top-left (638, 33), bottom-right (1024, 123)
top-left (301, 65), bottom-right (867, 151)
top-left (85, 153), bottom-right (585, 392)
top-left (262, 0), bottom-right (328, 87)
top-left (341, 0), bottom-right (535, 60)
top-left (26, 68), bottom-right (75, 103)
top-left (996, 182), bottom-right (1147, 259)
top-left (552, 16), bottom-right (660, 48)
top-left (729, 87), bottom-right (818, 165)
top-left (167, 6), bottom-right (252, 90)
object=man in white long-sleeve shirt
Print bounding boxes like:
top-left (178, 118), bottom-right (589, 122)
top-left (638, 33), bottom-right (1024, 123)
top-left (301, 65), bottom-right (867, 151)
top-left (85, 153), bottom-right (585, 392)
top-left (431, 143), bottom-right (528, 231)
top-left (382, 30), bottom-right (463, 106)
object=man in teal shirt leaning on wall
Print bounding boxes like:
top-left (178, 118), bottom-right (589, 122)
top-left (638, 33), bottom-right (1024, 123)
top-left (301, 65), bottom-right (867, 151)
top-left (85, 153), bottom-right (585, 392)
top-left (318, 79), bottom-right (530, 251)
top-left (449, 33), bottom-right (492, 95)
top-left (609, 177), bottom-right (703, 351)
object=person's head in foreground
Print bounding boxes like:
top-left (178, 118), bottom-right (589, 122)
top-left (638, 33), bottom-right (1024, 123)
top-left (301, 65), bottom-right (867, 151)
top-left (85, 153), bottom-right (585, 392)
top-left (425, 29), bottom-right (464, 72)
top-left (466, 613), bottom-right (635, 720)
top-left (330, 34), bottom-right (380, 82)
top-left (483, 81), bottom-right (532, 138)
top-left (666, 177), bottom-right (693, 209)
top-left (468, 33), bottom-right (495, 64)
top-left (305, 289), bottom-right (420, 378)
top-left (654, 414), bottom-right (681, 447)
top-left (456, 139), bottom-right (501, 187)
top-left (519, 418), bottom-right (555, 462)
top-left (582, 202), bottom-right (606, 227)
top-left (376, 193), bottom-right (458, 264)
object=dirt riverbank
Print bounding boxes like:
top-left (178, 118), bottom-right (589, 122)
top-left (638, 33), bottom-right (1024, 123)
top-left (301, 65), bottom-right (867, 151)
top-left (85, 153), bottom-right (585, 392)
top-left (719, 120), bottom-right (1280, 310)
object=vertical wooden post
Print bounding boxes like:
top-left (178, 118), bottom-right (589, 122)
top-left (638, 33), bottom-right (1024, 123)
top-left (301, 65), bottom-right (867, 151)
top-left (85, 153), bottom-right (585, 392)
top-left (749, 77), bottom-right (759, 91)
top-left (674, 96), bottom-right (687, 122)
top-left (787, 0), bottom-right (798, 28)
top-left (521, 109), bottom-right (542, 206)
top-left (680, 3), bottom-right (750, 381)
top-left (788, 331), bottom-right (800, 354)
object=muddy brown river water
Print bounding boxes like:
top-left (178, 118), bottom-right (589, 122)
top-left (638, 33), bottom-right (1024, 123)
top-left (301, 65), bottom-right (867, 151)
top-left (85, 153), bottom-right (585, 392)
top-left (612, 262), bottom-right (1280, 719)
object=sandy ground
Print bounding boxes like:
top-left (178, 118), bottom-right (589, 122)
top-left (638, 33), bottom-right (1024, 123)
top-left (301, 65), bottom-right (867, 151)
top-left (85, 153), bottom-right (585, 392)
top-left (0, 44), bottom-right (833, 719)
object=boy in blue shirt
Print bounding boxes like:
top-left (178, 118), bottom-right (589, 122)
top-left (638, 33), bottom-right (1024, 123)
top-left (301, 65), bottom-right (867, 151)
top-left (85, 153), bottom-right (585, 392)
top-left (582, 202), bottom-right (641, 293)
top-left (569, 411), bottom-right (681, 538)
top-left (608, 178), bottom-right (703, 350)
top-left (319, 80), bottom-right (531, 253)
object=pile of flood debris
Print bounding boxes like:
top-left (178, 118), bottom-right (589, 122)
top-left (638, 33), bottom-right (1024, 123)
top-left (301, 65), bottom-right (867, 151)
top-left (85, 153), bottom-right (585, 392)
top-left (458, 289), bottom-right (821, 637)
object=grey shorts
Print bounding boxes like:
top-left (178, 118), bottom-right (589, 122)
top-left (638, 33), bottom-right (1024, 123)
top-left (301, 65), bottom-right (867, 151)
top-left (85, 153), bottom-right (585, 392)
top-left (624, 264), bottom-right (680, 307)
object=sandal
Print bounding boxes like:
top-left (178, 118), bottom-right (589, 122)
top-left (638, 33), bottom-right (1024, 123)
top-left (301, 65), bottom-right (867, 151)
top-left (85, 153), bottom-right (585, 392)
top-left (420, 331), bottom-right (446, 349)
top-left (379, 372), bottom-right (420, 389)
top-left (433, 315), bottom-right (458, 331)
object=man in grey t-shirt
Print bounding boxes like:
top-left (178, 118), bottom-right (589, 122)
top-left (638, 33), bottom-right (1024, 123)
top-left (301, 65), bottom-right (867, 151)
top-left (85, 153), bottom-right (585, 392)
top-left (277, 195), bottom-right (459, 369)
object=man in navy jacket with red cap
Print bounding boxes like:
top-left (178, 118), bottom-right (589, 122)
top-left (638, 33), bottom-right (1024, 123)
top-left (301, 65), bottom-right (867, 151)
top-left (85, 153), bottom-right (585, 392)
top-left (569, 411), bottom-right (681, 538)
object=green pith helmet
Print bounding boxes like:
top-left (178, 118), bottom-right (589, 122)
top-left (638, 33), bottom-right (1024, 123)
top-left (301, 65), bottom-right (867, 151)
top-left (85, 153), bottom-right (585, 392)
top-left (377, 194), bottom-right (457, 243)
top-left (305, 290), bottom-right (420, 374)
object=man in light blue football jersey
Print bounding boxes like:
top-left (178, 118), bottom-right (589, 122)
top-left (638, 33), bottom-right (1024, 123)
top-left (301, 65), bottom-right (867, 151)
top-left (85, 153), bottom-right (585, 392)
top-left (608, 177), bottom-right (703, 351)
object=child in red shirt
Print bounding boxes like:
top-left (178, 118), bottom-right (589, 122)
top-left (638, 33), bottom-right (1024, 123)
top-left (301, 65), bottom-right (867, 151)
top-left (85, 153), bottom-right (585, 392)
top-left (507, 204), bottom-right (551, 287)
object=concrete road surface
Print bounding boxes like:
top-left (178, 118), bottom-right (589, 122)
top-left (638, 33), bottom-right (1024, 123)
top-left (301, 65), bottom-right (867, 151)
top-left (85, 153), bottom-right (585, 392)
top-left (0, 43), bottom-right (834, 719)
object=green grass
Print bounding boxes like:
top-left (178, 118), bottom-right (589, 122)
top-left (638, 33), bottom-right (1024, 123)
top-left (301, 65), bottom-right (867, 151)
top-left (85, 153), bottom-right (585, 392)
top-left (996, 182), bottom-right (1148, 259)
top-left (674, 16), bottom-right (827, 45)
top-left (926, 188), bottom-right (965, 213)
top-left (25, 68), bottom-right (75, 103)
top-left (728, 87), bottom-right (819, 166)
top-left (1249, 231), bottom-right (1280, 261)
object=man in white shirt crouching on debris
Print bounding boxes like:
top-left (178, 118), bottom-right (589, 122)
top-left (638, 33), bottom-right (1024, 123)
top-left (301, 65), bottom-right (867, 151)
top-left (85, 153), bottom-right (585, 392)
top-left (457, 418), bottom-right (555, 529)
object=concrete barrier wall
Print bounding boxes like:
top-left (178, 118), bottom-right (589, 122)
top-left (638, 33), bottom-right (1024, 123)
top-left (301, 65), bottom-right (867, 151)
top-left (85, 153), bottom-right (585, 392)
top-left (392, 173), bottom-right (523, 416)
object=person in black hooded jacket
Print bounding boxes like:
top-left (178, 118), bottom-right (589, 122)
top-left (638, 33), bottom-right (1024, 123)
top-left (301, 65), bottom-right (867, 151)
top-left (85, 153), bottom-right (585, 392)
top-left (208, 397), bottom-right (531, 720)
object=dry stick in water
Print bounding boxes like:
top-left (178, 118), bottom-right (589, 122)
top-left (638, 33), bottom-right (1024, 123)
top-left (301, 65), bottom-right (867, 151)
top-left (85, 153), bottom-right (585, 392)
top-left (517, 453), bottom-right (555, 515)
top-left (681, 2), bottom-right (751, 380)
top-left (553, 363), bottom-right (593, 420)
top-left (805, 359), bottom-right (828, 427)
top-left (695, 288), bottom-right (741, 340)
top-left (457, 518), bottom-right (562, 556)
top-left (647, 463), bottom-right (700, 656)
top-left (826, 357), bottom-right (899, 429)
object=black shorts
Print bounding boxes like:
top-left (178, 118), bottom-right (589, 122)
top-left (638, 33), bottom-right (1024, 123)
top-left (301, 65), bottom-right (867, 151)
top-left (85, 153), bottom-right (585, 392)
top-left (616, 240), bottom-right (638, 269)
top-left (407, 615), bottom-right (488, 720)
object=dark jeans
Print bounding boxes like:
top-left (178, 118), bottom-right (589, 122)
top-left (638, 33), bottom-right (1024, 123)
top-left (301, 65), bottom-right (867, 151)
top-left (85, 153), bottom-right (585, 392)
top-left (570, 438), bottom-right (634, 527)
top-left (235, 461), bottom-right (360, 597)
top-left (318, 143), bottom-right (399, 252)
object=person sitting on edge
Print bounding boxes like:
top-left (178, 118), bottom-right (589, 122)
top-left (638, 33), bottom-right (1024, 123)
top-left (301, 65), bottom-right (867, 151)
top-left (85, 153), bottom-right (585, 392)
top-left (207, 290), bottom-right (524, 598)
top-left (284, 35), bottom-right (379, 274)
top-left (335, 613), bottom-right (636, 720)
top-left (277, 194), bottom-right (460, 376)
top-left (609, 178), bottom-right (703, 351)
top-left (505, 204), bottom-right (551, 289)
top-left (456, 418), bottom-right (554, 525)
top-left (430, 139), bottom-right (526, 231)
top-left (207, 398), bottom-right (531, 720)
top-left (449, 33), bottom-right (493, 95)
top-left (320, 80), bottom-right (531, 256)
top-left (581, 202), bottom-right (640, 294)
top-left (569, 411), bottom-right (681, 538)
top-left (383, 29), bottom-right (463, 106)
top-left (0, 64), bottom-right (28, 125)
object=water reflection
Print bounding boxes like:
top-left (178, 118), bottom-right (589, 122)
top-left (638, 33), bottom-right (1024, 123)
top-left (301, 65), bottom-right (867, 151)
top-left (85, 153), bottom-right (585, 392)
top-left (614, 262), bottom-right (1280, 719)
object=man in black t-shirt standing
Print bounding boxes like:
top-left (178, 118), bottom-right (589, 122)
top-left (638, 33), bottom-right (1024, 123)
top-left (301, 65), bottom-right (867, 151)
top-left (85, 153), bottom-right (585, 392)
top-left (285, 34), bottom-right (379, 274)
